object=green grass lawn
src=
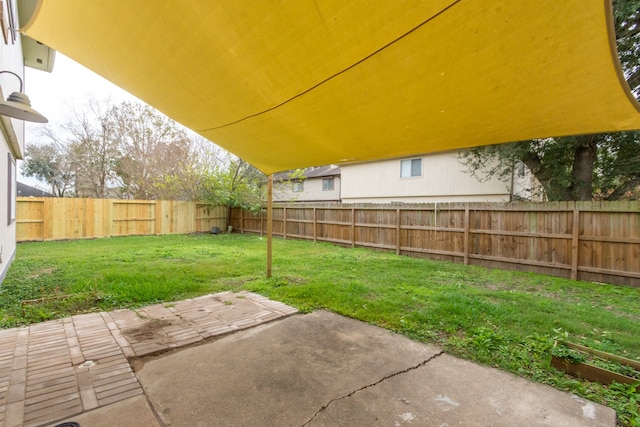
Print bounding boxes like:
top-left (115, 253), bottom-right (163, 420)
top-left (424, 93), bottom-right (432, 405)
top-left (3, 233), bottom-right (640, 425)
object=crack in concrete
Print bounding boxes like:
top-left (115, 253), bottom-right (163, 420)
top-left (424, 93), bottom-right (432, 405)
top-left (143, 393), bottom-right (170, 427)
top-left (300, 350), bottom-right (445, 426)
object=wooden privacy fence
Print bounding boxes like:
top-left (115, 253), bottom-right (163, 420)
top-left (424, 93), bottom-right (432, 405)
top-left (15, 198), bottom-right (640, 286)
top-left (16, 198), bottom-right (227, 241)
top-left (231, 201), bottom-right (640, 287)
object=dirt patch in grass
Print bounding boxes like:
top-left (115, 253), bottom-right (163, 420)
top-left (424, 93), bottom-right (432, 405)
top-left (280, 275), bottom-right (307, 285)
top-left (165, 258), bottom-right (190, 262)
top-left (223, 277), bottom-right (257, 287)
top-left (602, 306), bottom-right (640, 322)
top-left (27, 267), bottom-right (57, 279)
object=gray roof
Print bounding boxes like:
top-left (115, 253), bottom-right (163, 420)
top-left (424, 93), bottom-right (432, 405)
top-left (274, 165), bottom-right (340, 181)
top-left (17, 182), bottom-right (53, 197)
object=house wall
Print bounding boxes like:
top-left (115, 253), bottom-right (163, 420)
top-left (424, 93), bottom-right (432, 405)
top-left (512, 165), bottom-right (544, 202)
top-left (0, 0), bottom-right (28, 283)
top-left (1, 131), bottom-right (18, 282)
top-left (341, 151), bottom-right (512, 203)
top-left (274, 176), bottom-right (341, 202)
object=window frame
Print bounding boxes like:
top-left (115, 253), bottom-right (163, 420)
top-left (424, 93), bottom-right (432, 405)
top-left (322, 177), bottom-right (334, 191)
top-left (400, 158), bottom-right (422, 178)
top-left (292, 181), bottom-right (304, 193)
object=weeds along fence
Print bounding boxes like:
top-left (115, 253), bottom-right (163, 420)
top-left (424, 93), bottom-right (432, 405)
top-left (231, 201), bottom-right (640, 287)
top-left (16, 198), bottom-right (227, 241)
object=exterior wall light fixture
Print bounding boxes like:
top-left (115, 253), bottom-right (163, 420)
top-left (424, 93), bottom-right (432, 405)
top-left (0, 70), bottom-right (47, 123)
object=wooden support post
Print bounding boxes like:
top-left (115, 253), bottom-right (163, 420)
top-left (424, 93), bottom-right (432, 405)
top-left (464, 208), bottom-right (470, 265)
top-left (571, 209), bottom-right (580, 280)
top-left (42, 199), bottom-right (49, 241)
top-left (267, 175), bottom-right (273, 278)
top-left (81, 198), bottom-right (88, 238)
top-left (240, 208), bottom-right (244, 234)
top-left (260, 207), bottom-right (264, 236)
top-left (108, 199), bottom-right (114, 238)
top-left (283, 207), bottom-right (287, 239)
top-left (351, 207), bottom-right (356, 248)
top-left (396, 208), bottom-right (401, 255)
top-left (154, 201), bottom-right (161, 235)
top-left (313, 207), bottom-right (317, 242)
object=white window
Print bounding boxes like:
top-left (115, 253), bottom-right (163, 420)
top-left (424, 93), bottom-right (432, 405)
top-left (292, 181), bottom-right (304, 192)
top-left (322, 177), bottom-right (334, 191)
top-left (400, 158), bottom-right (422, 178)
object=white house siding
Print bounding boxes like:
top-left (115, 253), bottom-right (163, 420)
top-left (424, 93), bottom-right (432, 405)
top-left (512, 166), bottom-right (544, 201)
top-left (341, 151), bottom-right (513, 204)
top-left (1, 132), bottom-right (18, 282)
top-left (274, 176), bottom-right (341, 202)
top-left (0, 1), bottom-right (28, 283)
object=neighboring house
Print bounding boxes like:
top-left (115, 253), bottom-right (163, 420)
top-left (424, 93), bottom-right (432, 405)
top-left (340, 150), bottom-right (539, 203)
top-left (274, 165), bottom-right (341, 203)
top-left (17, 181), bottom-right (53, 197)
top-left (1, 0), bottom-right (55, 283)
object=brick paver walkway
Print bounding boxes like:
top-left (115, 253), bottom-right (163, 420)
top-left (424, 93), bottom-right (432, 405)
top-left (0, 292), bottom-right (297, 427)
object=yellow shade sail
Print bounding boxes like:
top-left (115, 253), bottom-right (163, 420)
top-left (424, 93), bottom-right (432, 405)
top-left (21, 0), bottom-right (640, 174)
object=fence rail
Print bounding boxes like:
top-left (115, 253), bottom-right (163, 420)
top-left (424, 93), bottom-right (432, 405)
top-left (230, 201), bottom-right (640, 287)
top-left (16, 198), bottom-right (227, 241)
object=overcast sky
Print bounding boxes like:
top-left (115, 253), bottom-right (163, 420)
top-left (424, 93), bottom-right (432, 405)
top-left (25, 53), bottom-right (140, 125)
top-left (20, 53), bottom-right (141, 187)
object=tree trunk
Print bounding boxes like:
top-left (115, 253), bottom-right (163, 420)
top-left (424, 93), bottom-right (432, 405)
top-left (522, 152), bottom-right (573, 201)
top-left (570, 135), bottom-right (598, 201)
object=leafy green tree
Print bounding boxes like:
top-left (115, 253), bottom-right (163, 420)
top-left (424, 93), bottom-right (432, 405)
top-left (42, 98), bottom-right (120, 198)
top-left (107, 102), bottom-right (199, 199)
top-left (155, 136), bottom-right (226, 200)
top-left (21, 143), bottom-right (74, 197)
top-left (198, 153), bottom-right (267, 227)
top-left (459, 0), bottom-right (640, 201)
top-left (25, 99), bottom-right (226, 200)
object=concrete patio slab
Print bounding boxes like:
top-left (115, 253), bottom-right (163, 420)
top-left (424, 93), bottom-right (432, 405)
top-left (44, 395), bottom-right (159, 427)
top-left (308, 352), bottom-right (615, 426)
top-left (0, 291), bottom-right (297, 427)
top-left (136, 310), bottom-right (616, 427)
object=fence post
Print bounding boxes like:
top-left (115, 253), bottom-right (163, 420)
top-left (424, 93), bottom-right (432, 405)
top-left (266, 175), bottom-right (273, 278)
top-left (571, 209), bottom-right (580, 280)
top-left (313, 207), bottom-right (317, 242)
top-left (240, 208), bottom-right (244, 234)
top-left (396, 208), bottom-right (401, 255)
top-left (283, 207), bottom-right (287, 239)
top-left (351, 207), bottom-right (356, 248)
top-left (155, 201), bottom-right (162, 235)
top-left (260, 208), bottom-right (264, 236)
top-left (108, 199), bottom-right (114, 238)
top-left (42, 198), bottom-right (49, 241)
top-left (464, 208), bottom-right (470, 265)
